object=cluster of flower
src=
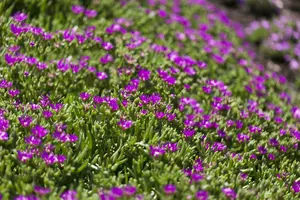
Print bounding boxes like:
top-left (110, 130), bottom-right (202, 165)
top-left (0, 0), bottom-right (299, 199)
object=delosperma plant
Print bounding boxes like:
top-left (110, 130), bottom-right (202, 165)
top-left (0, 0), bottom-right (299, 199)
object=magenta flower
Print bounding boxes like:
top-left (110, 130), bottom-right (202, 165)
top-left (0, 79), bottom-right (13, 89)
top-left (13, 12), bottom-right (27, 22)
top-left (211, 142), bottom-right (227, 152)
top-left (25, 135), bottom-right (42, 146)
top-left (52, 132), bottom-right (78, 143)
top-left (117, 119), bottom-right (133, 130)
top-left (84, 9), bottom-right (97, 18)
top-left (71, 5), bottom-right (84, 14)
top-left (268, 153), bottom-right (275, 160)
top-left (150, 145), bottom-right (165, 157)
top-left (166, 113), bottom-right (176, 121)
top-left (237, 133), bottom-right (250, 143)
top-left (258, 146), bottom-right (267, 154)
top-left (155, 111), bottom-right (165, 119)
top-left (8, 89), bottom-right (20, 97)
top-left (80, 92), bottom-right (90, 101)
top-left (106, 24), bottom-right (127, 34)
top-left (292, 181), bottom-right (300, 193)
top-left (191, 173), bottom-right (204, 183)
top-left (32, 125), bottom-right (48, 138)
top-left (123, 185), bottom-right (137, 196)
top-left (17, 150), bottom-right (33, 162)
top-left (222, 188), bottom-right (236, 199)
top-left (50, 103), bottom-right (63, 112)
top-left (60, 190), bottom-right (77, 200)
top-left (102, 42), bottom-right (114, 50)
top-left (10, 24), bottom-right (23, 37)
top-left (107, 98), bottom-right (119, 111)
top-left (4, 54), bottom-right (17, 66)
top-left (250, 154), bottom-right (257, 160)
top-left (34, 185), bottom-right (51, 195)
top-left (269, 138), bottom-right (279, 146)
top-left (42, 110), bottom-right (53, 119)
top-left (164, 184), bottom-right (176, 195)
top-left (0, 131), bottom-right (8, 141)
top-left (18, 115), bottom-right (32, 127)
top-left (96, 71), bottom-right (108, 80)
top-left (183, 128), bottom-right (196, 137)
top-left (100, 54), bottom-right (114, 64)
top-left (110, 187), bottom-right (123, 198)
top-left (138, 69), bottom-right (151, 81)
top-left (41, 151), bottom-right (66, 165)
top-left (240, 173), bottom-right (248, 181)
top-left (195, 190), bottom-right (209, 200)
top-left (0, 118), bottom-right (9, 132)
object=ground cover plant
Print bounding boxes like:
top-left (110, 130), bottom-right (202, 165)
top-left (0, 0), bottom-right (299, 199)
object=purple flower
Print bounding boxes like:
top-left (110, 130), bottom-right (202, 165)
top-left (240, 173), bottom-right (248, 180)
top-left (212, 54), bottom-right (225, 64)
top-left (25, 135), bottom-right (42, 146)
top-left (0, 79), bottom-right (13, 89)
top-left (280, 145), bottom-right (287, 152)
top-left (164, 184), bottom-right (176, 195)
top-left (41, 152), bottom-right (63, 165)
top-left (80, 92), bottom-right (90, 101)
top-left (0, 117), bottom-right (9, 132)
top-left (258, 146), bottom-right (267, 154)
top-left (211, 142), bottom-right (227, 152)
top-left (18, 115), bottom-right (32, 127)
top-left (71, 5), bottom-right (84, 14)
top-left (166, 113), bottom-right (176, 121)
top-left (10, 24), bottom-right (23, 37)
top-left (268, 153), bottom-right (275, 160)
top-left (194, 159), bottom-right (204, 172)
top-left (191, 173), bottom-right (204, 182)
top-left (164, 76), bottom-right (176, 85)
top-left (183, 128), bottom-right (195, 137)
top-left (292, 181), bottom-right (300, 193)
top-left (123, 185), bottom-right (136, 196)
top-left (107, 98), bottom-right (119, 111)
top-left (0, 131), bottom-right (8, 141)
top-left (102, 42), bottom-right (114, 50)
top-left (52, 132), bottom-right (78, 143)
top-left (250, 154), bottom-right (257, 160)
top-left (60, 190), bottom-right (77, 200)
top-left (195, 190), bottom-right (209, 200)
top-left (237, 133), bottom-right (250, 143)
top-left (17, 150), bottom-right (33, 162)
top-left (150, 145), bottom-right (165, 157)
top-left (84, 9), bottom-right (97, 18)
top-left (100, 54), bottom-right (114, 64)
top-left (155, 111), bottom-right (165, 119)
top-left (13, 12), bottom-right (27, 22)
top-left (236, 120), bottom-right (243, 129)
top-left (110, 187), bottom-right (123, 198)
top-left (34, 186), bottom-right (51, 195)
top-left (222, 188), bottom-right (236, 199)
top-left (96, 71), bottom-right (108, 80)
top-left (42, 110), bottom-right (53, 119)
top-left (138, 69), bottom-right (151, 81)
top-left (117, 119), bottom-right (133, 130)
top-left (8, 89), bottom-right (20, 97)
top-left (31, 125), bottom-right (48, 138)
top-left (50, 103), bottom-right (63, 112)
top-left (269, 138), bottom-right (279, 146)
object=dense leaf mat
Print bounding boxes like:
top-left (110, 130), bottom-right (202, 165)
top-left (0, 0), bottom-right (299, 199)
